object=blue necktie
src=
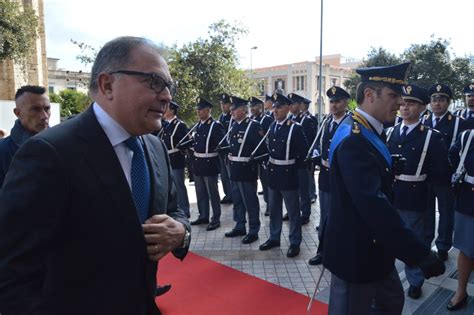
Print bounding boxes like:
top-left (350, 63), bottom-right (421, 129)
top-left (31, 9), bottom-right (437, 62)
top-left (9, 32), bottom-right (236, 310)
top-left (125, 137), bottom-right (151, 223)
top-left (400, 125), bottom-right (408, 142)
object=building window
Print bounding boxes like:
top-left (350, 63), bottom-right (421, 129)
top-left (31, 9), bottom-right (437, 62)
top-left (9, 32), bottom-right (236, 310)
top-left (48, 86), bottom-right (54, 94)
top-left (274, 79), bottom-right (285, 93)
top-left (331, 78), bottom-right (338, 87)
top-left (293, 75), bottom-right (306, 91)
top-left (257, 80), bottom-right (266, 96)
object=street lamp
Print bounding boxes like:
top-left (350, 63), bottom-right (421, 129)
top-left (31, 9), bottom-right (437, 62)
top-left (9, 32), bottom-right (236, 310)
top-left (317, 0), bottom-right (324, 123)
top-left (250, 46), bottom-right (258, 74)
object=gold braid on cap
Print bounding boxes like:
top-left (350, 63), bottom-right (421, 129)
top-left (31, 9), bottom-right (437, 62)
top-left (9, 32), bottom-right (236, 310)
top-left (368, 76), bottom-right (406, 85)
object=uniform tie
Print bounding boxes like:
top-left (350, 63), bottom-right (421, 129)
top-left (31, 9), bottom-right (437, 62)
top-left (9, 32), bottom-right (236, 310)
top-left (400, 125), bottom-right (409, 142)
top-left (434, 117), bottom-right (440, 128)
top-left (275, 123), bottom-right (282, 133)
top-left (329, 121), bottom-right (337, 133)
top-left (124, 137), bottom-right (151, 223)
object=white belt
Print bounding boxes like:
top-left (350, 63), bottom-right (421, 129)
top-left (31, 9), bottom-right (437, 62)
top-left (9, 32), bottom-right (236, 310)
top-left (464, 174), bottom-right (474, 185)
top-left (228, 155), bottom-right (251, 162)
top-left (194, 152), bottom-right (218, 158)
top-left (269, 157), bottom-right (296, 166)
top-left (321, 159), bottom-right (330, 168)
top-left (167, 148), bottom-right (180, 154)
top-left (395, 174), bottom-right (427, 182)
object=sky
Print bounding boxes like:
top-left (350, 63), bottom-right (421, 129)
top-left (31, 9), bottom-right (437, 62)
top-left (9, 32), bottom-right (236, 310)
top-left (44, 0), bottom-right (473, 72)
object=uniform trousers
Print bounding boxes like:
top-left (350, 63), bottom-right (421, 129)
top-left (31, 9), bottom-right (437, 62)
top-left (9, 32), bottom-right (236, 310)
top-left (259, 164), bottom-right (269, 211)
top-left (230, 180), bottom-right (260, 236)
top-left (398, 209), bottom-right (426, 288)
top-left (194, 175), bottom-right (221, 224)
top-left (172, 168), bottom-right (190, 217)
top-left (318, 189), bottom-right (331, 240)
top-left (219, 157), bottom-right (232, 198)
top-left (424, 183), bottom-right (454, 251)
top-left (298, 168), bottom-right (311, 219)
top-left (328, 268), bottom-right (404, 315)
top-left (309, 164), bottom-right (317, 200)
top-left (268, 187), bottom-right (302, 246)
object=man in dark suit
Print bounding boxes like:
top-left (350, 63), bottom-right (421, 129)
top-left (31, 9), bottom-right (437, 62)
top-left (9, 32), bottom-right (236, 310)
top-left (0, 85), bottom-right (51, 187)
top-left (0, 36), bottom-right (191, 315)
top-left (323, 63), bottom-right (445, 314)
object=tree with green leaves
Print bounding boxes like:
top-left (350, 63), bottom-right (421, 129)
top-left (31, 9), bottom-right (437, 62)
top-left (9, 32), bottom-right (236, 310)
top-left (0, 0), bottom-right (38, 61)
top-left (402, 38), bottom-right (473, 100)
top-left (344, 47), bottom-right (402, 98)
top-left (50, 89), bottom-right (91, 118)
top-left (344, 39), bottom-right (473, 100)
top-left (168, 20), bottom-right (256, 124)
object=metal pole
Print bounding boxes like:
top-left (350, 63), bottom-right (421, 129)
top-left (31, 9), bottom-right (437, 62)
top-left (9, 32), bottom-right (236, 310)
top-left (317, 0), bottom-right (324, 124)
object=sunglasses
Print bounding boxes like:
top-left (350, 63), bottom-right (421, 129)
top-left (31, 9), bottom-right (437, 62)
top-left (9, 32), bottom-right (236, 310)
top-left (109, 70), bottom-right (176, 96)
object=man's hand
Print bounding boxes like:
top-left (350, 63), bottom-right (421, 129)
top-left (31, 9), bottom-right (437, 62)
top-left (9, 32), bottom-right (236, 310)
top-left (418, 250), bottom-right (446, 279)
top-left (142, 215), bottom-right (186, 261)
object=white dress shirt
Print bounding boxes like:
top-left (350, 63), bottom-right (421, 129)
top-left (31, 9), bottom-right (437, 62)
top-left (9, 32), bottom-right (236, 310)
top-left (93, 102), bottom-right (133, 188)
top-left (355, 108), bottom-right (384, 136)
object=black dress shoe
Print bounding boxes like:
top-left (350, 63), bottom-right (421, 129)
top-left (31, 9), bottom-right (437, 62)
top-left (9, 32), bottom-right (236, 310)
top-left (287, 245), bottom-right (300, 258)
top-left (301, 217), bottom-right (310, 225)
top-left (447, 294), bottom-right (468, 311)
top-left (206, 222), bottom-right (220, 231)
top-left (155, 284), bottom-right (172, 297)
top-left (190, 218), bottom-right (209, 225)
top-left (437, 250), bottom-right (448, 261)
top-left (282, 213), bottom-right (289, 221)
top-left (407, 285), bottom-right (422, 299)
top-left (220, 196), bottom-right (233, 204)
top-left (259, 239), bottom-right (280, 250)
top-left (242, 234), bottom-right (259, 244)
top-left (308, 253), bottom-right (323, 266)
top-left (225, 229), bottom-right (246, 237)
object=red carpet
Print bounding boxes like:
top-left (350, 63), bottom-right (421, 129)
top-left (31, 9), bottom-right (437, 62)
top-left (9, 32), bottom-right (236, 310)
top-left (156, 252), bottom-right (328, 315)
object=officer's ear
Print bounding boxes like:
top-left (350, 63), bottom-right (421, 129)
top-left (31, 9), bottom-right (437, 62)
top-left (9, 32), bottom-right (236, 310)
top-left (364, 87), bottom-right (376, 104)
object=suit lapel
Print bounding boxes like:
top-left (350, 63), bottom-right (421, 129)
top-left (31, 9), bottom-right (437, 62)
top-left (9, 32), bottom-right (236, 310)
top-left (76, 107), bottom-right (142, 227)
top-left (143, 135), bottom-right (167, 216)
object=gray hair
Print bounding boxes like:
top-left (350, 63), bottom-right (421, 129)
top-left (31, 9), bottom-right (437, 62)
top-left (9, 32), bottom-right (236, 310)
top-left (89, 36), bottom-right (162, 93)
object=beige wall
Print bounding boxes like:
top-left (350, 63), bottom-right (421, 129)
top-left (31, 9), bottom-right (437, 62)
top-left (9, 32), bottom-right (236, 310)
top-left (0, 0), bottom-right (47, 100)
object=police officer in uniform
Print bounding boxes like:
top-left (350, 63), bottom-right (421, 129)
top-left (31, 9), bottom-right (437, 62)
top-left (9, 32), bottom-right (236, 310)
top-left (259, 93), bottom-right (308, 258)
top-left (422, 83), bottom-right (471, 261)
top-left (224, 96), bottom-right (266, 244)
top-left (323, 63), bottom-right (445, 314)
top-left (308, 86), bottom-right (350, 266)
top-left (264, 94), bottom-right (274, 119)
top-left (454, 83), bottom-right (474, 123)
top-left (190, 97), bottom-right (225, 231)
top-left (160, 101), bottom-right (192, 218)
top-left (301, 98), bottom-right (319, 203)
top-left (249, 96), bottom-right (274, 216)
top-left (218, 93), bottom-right (234, 204)
top-left (447, 128), bottom-right (474, 311)
top-left (387, 84), bottom-right (451, 299)
top-left (287, 93), bottom-right (314, 225)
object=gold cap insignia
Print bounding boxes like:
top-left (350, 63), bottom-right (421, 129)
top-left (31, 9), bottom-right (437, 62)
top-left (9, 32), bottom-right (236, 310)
top-left (406, 86), bottom-right (412, 94)
top-left (331, 87), bottom-right (337, 95)
top-left (289, 93), bottom-right (293, 98)
top-left (470, 84), bottom-right (474, 90)
top-left (273, 94), bottom-right (278, 101)
top-left (196, 97), bottom-right (200, 103)
top-left (436, 85), bottom-right (442, 92)
top-left (229, 97), bottom-right (233, 103)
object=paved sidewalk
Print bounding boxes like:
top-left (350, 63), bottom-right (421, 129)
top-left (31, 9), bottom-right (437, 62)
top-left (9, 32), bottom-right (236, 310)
top-left (183, 174), bottom-right (473, 314)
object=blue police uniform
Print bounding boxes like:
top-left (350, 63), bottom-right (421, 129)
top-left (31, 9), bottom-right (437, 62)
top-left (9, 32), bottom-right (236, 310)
top-left (449, 129), bottom-right (474, 259)
top-left (191, 97), bottom-right (225, 230)
top-left (159, 104), bottom-right (191, 217)
top-left (388, 120), bottom-right (450, 291)
top-left (323, 63), bottom-right (438, 314)
top-left (288, 93), bottom-right (315, 223)
top-left (226, 97), bottom-right (267, 242)
top-left (259, 93), bottom-right (308, 258)
top-left (218, 93), bottom-right (233, 202)
top-left (303, 108), bottom-right (319, 201)
top-left (250, 107), bottom-right (274, 215)
top-left (454, 83), bottom-right (474, 123)
top-left (422, 84), bottom-right (471, 258)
